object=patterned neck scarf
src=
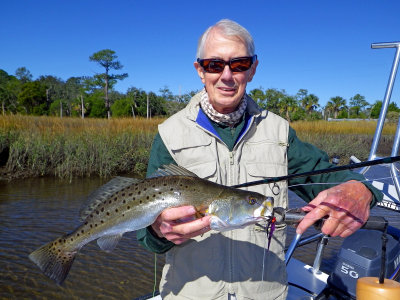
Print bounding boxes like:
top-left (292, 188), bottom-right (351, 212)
top-left (200, 89), bottom-right (247, 127)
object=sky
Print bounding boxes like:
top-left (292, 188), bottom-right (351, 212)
top-left (1, 0), bottom-right (400, 107)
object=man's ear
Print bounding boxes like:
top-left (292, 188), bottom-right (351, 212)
top-left (247, 59), bottom-right (258, 83)
top-left (194, 62), bottom-right (206, 84)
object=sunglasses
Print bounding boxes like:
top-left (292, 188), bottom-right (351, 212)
top-left (197, 55), bottom-right (257, 73)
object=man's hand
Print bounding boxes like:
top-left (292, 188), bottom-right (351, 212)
top-left (151, 206), bottom-right (211, 244)
top-left (296, 180), bottom-right (372, 237)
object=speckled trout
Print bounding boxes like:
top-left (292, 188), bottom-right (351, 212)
top-left (29, 165), bottom-right (273, 284)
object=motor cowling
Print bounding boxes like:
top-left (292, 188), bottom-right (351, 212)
top-left (327, 229), bottom-right (400, 298)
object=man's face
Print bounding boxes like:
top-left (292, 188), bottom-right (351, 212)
top-left (194, 29), bottom-right (258, 114)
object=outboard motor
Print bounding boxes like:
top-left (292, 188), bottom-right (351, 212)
top-left (327, 229), bottom-right (400, 298)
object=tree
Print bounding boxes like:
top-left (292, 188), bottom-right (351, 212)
top-left (89, 49), bottom-right (128, 119)
top-left (349, 94), bottom-right (369, 117)
top-left (0, 70), bottom-right (21, 114)
top-left (15, 67), bottom-right (33, 84)
top-left (370, 100), bottom-right (400, 119)
top-left (248, 87), bottom-right (266, 107)
top-left (264, 88), bottom-right (286, 114)
top-left (18, 81), bottom-right (47, 115)
top-left (278, 95), bottom-right (297, 122)
top-left (326, 96), bottom-right (346, 119)
top-left (301, 94), bottom-right (319, 114)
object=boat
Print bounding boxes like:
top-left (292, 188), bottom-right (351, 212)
top-left (136, 41), bottom-right (400, 300)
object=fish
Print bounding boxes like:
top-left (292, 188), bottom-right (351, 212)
top-left (29, 164), bottom-right (274, 284)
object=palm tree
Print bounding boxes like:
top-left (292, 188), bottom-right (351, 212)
top-left (278, 95), bottom-right (297, 122)
top-left (327, 96), bottom-right (346, 119)
top-left (301, 94), bottom-right (320, 114)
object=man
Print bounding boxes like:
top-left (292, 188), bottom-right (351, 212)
top-left (137, 19), bottom-right (382, 299)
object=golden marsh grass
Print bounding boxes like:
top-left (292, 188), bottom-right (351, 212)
top-left (0, 116), bottom-right (395, 179)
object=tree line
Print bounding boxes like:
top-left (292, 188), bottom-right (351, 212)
top-left (1, 49), bottom-right (399, 121)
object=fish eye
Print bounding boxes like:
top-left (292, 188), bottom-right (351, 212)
top-left (248, 197), bottom-right (257, 205)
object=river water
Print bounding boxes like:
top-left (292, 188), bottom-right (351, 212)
top-left (0, 176), bottom-right (399, 300)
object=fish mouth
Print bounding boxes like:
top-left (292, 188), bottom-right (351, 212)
top-left (253, 203), bottom-right (273, 218)
top-left (210, 216), bottom-right (265, 231)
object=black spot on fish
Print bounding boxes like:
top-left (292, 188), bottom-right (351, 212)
top-left (107, 212), bottom-right (110, 216)
top-left (77, 233), bottom-right (80, 237)
top-left (132, 197), bottom-right (136, 201)
top-left (138, 191), bottom-right (141, 195)
top-left (81, 230), bottom-right (84, 234)
top-left (146, 196), bottom-right (150, 200)
top-left (115, 209), bottom-right (118, 212)
top-left (127, 206), bottom-right (130, 209)
top-left (114, 197), bottom-right (118, 202)
top-left (153, 195), bottom-right (156, 198)
top-left (101, 207), bottom-right (104, 212)
top-left (123, 200), bottom-right (126, 204)
top-left (95, 224), bottom-right (98, 227)
top-left (101, 220), bottom-right (104, 223)
top-left (129, 193), bottom-right (133, 196)
top-left (121, 193), bottom-right (125, 197)
top-left (96, 211), bottom-right (99, 215)
top-left (140, 200), bottom-right (142, 204)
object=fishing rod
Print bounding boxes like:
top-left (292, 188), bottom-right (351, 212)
top-left (232, 155), bottom-right (400, 189)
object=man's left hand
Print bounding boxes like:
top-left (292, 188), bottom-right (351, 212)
top-left (296, 180), bottom-right (372, 237)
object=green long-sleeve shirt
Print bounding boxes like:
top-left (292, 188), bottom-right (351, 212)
top-left (136, 113), bottom-right (383, 254)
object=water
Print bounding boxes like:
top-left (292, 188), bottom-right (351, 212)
top-left (0, 176), bottom-right (399, 299)
top-left (0, 177), bottom-right (165, 300)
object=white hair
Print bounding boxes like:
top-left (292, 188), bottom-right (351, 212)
top-left (196, 19), bottom-right (255, 59)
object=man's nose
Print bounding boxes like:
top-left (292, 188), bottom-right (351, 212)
top-left (220, 65), bottom-right (234, 80)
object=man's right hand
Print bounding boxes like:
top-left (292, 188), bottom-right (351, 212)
top-left (151, 206), bottom-right (211, 244)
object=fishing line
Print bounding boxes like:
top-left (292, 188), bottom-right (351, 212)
top-left (153, 253), bottom-right (157, 297)
top-left (261, 230), bottom-right (268, 281)
top-left (287, 175), bottom-right (400, 189)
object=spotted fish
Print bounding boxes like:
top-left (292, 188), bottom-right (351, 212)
top-left (29, 165), bottom-right (273, 284)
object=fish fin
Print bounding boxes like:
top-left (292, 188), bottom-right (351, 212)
top-left (79, 176), bottom-right (141, 221)
top-left (29, 237), bottom-right (77, 285)
top-left (97, 234), bottom-right (123, 252)
top-left (149, 164), bottom-right (199, 178)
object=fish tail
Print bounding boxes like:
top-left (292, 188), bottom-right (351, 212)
top-left (29, 237), bottom-right (77, 285)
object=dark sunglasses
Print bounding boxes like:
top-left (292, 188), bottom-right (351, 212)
top-left (197, 55), bottom-right (257, 73)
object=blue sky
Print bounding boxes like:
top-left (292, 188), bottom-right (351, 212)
top-left (1, 0), bottom-right (400, 106)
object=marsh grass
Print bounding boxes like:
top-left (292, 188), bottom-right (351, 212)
top-left (0, 116), bottom-right (396, 179)
top-left (291, 120), bottom-right (396, 162)
top-left (0, 116), bottom-right (162, 179)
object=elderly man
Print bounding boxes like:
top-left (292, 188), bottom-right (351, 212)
top-left (137, 19), bottom-right (381, 299)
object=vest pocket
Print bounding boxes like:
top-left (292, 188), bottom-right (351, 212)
top-left (184, 160), bottom-right (218, 182)
top-left (242, 139), bottom-right (287, 165)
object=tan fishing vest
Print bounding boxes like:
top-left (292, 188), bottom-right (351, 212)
top-left (158, 92), bottom-right (289, 300)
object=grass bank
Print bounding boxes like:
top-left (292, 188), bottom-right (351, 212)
top-left (291, 120), bottom-right (395, 163)
top-left (0, 115), bottom-right (162, 180)
top-left (0, 116), bottom-right (396, 180)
